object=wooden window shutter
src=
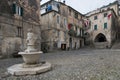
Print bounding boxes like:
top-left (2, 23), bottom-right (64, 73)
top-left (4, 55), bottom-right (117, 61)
top-left (12, 4), bottom-right (16, 14)
top-left (21, 7), bottom-right (23, 16)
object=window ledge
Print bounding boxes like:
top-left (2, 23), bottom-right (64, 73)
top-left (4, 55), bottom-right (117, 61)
top-left (14, 14), bottom-right (22, 19)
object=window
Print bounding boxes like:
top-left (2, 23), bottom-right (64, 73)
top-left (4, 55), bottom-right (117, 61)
top-left (69, 9), bottom-right (71, 16)
top-left (57, 16), bottom-right (60, 24)
top-left (94, 25), bottom-right (97, 30)
top-left (94, 16), bottom-right (97, 20)
top-left (57, 31), bottom-right (59, 37)
top-left (104, 13), bottom-right (107, 17)
top-left (74, 12), bottom-right (78, 19)
top-left (17, 27), bottom-right (23, 37)
top-left (80, 28), bottom-right (84, 37)
top-left (75, 26), bottom-right (77, 32)
top-left (13, 4), bottom-right (23, 16)
top-left (64, 32), bottom-right (66, 40)
top-left (104, 23), bottom-right (107, 29)
top-left (82, 29), bottom-right (84, 37)
top-left (46, 5), bottom-right (52, 11)
top-left (64, 18), bottom-right (67, 26)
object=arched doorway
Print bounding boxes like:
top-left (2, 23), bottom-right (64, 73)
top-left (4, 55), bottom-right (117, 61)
top-left (94, 33), bottom-right (107, 42)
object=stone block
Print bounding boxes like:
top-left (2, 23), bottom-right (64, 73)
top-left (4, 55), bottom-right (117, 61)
top-left (7, 62), bottom-right (52, 76)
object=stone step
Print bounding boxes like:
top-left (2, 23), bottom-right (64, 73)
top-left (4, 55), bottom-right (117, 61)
top-left (111, 40), bottom-right (120, 49)
top-left (0, 55), bottom-right (2, 59)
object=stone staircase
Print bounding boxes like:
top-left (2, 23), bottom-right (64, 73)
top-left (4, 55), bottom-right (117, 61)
top-left (82, 44), bottom-right (95, 49)
top-left (0, 46), bottom-right (2, 59)
top-left (112, 40), bottom-right (120, 49)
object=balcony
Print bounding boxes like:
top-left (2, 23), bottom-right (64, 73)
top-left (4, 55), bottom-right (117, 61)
top-left (41, 4), bottom-right (60, 15)
top-left (68, 28), bottom-right (77, 37)
top-left (83, 26), bottom-right (91, 30)
top-left (68, 28), bottom-right (85, 38)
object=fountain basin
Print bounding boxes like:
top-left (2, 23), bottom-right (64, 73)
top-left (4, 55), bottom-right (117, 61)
top-left (19, 51), bottom-right (42, 64)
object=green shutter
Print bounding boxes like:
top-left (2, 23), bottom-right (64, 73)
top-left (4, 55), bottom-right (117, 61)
top-left (12, 4), bottom-right (16, 14)
top-left (82, 29), bottom-right (84, 37)
top-left (21, 7), bottom-right (23, 16)
top-left (104, 23), bottom-right (107, 29)
top-left (94, 25), bottom-right (97, 30)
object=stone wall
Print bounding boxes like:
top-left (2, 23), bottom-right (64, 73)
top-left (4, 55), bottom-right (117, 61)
top-left (94, 42), bottom-right (109, 49)
top-left (88, 9), bottom-right (117, 48)
top-left (41, 1), bottom-right (85, 52)
top-left (0, 14), bottom-right (41, 56)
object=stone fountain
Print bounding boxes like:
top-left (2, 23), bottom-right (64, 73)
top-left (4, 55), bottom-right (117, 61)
top-left (8, 29), bottom-right (51, 76)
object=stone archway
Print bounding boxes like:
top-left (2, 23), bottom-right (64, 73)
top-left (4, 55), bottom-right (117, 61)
top-left (94, 33), bottom-right (107, 42)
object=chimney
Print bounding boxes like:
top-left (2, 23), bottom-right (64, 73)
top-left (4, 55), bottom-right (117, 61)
top-left (63, 0), bottom-right (65, 4)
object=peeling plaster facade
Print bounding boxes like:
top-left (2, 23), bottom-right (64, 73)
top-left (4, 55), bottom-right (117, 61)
top-left (87, 8), bottom-right (118, 48)
top-left (0, 0), bottom-right (41, 56)
top-left (41, 0), bottom-right (85, 52)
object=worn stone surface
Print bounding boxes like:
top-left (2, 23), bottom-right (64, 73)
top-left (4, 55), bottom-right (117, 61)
top-left (41, 1), bottom-right (85, 52)
top-left (0, 0), bottom-right (41, 56)
top-left (7, 62), bottom-right (51, 76)
top-left (1, 49), bottom-right (120, 79)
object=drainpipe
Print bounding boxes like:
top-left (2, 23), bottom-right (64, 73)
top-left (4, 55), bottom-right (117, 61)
top-left (21, 17), bottom-right (24, 51)
top-left (36, 0), bottom-right (42, 50)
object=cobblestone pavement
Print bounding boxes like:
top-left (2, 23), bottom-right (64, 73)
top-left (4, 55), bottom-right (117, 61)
top-left (1, 49), bottom-right (120, 80)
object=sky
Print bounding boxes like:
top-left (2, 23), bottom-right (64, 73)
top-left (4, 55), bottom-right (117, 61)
top-left (41, 0), bottom-right (116, 14)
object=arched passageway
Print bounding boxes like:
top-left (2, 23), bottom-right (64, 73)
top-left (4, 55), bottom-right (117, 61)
top-left (94, 33), bottom-right (107, 42)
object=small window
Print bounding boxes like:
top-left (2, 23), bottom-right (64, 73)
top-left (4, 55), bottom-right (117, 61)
top-left (13, 4), bottom-right (23, 16)
top-left (94, 25), bottom-right (97, 30)
top-left (17, 27), bottom-right (23, 37)
top-left (57, 31), bottom-right (59, 37)
top-left (69, 9), bottom-right (71, 16)
top-left (64, 32), bottom-right (66, 39)
top-left (64, 18), bottom-right (67, 26)
top-left (104, 23), bottom-right (107, 29)
top-left (75, 27), bottom-right (77, 32)
top-left (47, 5), bottom-right (52, 11)
top-left (81, 29), bottom-right (84, 37)
top-left (80, 28), bottom-right (84, 37)
top-left (94, 16), bottom-right (97, 20)
top-left (104, 13), bottom-right (107, 17)
top-left (74, 12), bottom-right (78, 19)
top-left (57, 16), bottom-right (60, 24)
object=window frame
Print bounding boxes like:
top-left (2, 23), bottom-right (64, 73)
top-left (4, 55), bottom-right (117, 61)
top-left (57, 15), bottom-right (60, 24)
top-left (17, 27), bottom-right (23, 37)
top-left (64, 18), bottom-right (67, 26)
top-left (69, 9), bottom-right (71, 16)
top-left (94, 16), bottom-right (97, 20)
top-left (104, 13), bottom-right (108, 17)
top-left (74, 12), bottom-right (78, 19)
top-left (13, 4), bottom-right (23, 16)
top-left (104, 23), bottom-right (107, 29)
top-left (94, 25), bottom-right (97, 30)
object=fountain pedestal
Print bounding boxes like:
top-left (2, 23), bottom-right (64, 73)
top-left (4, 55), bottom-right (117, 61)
top-left (7, 29), bottom-right (51, 75)
top-left (19, 51), bottom-right (42, 64)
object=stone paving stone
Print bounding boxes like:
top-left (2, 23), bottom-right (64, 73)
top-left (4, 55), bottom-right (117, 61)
top-left (0, 49), bottom-right (120, 80)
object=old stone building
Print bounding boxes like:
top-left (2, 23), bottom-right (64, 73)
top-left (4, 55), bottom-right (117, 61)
top-left (86, 9), bottom-right (118, 48)
top-left (0, 0), bottom-right (41, 56)
top-left (67, 6), bottom-right (85, 50)
top-left (86, 1), bottom-right (119, 16)
top-left (41, 0), bottom-right (85, 52)
top-left (85, 1), bottom-right (120, 48)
